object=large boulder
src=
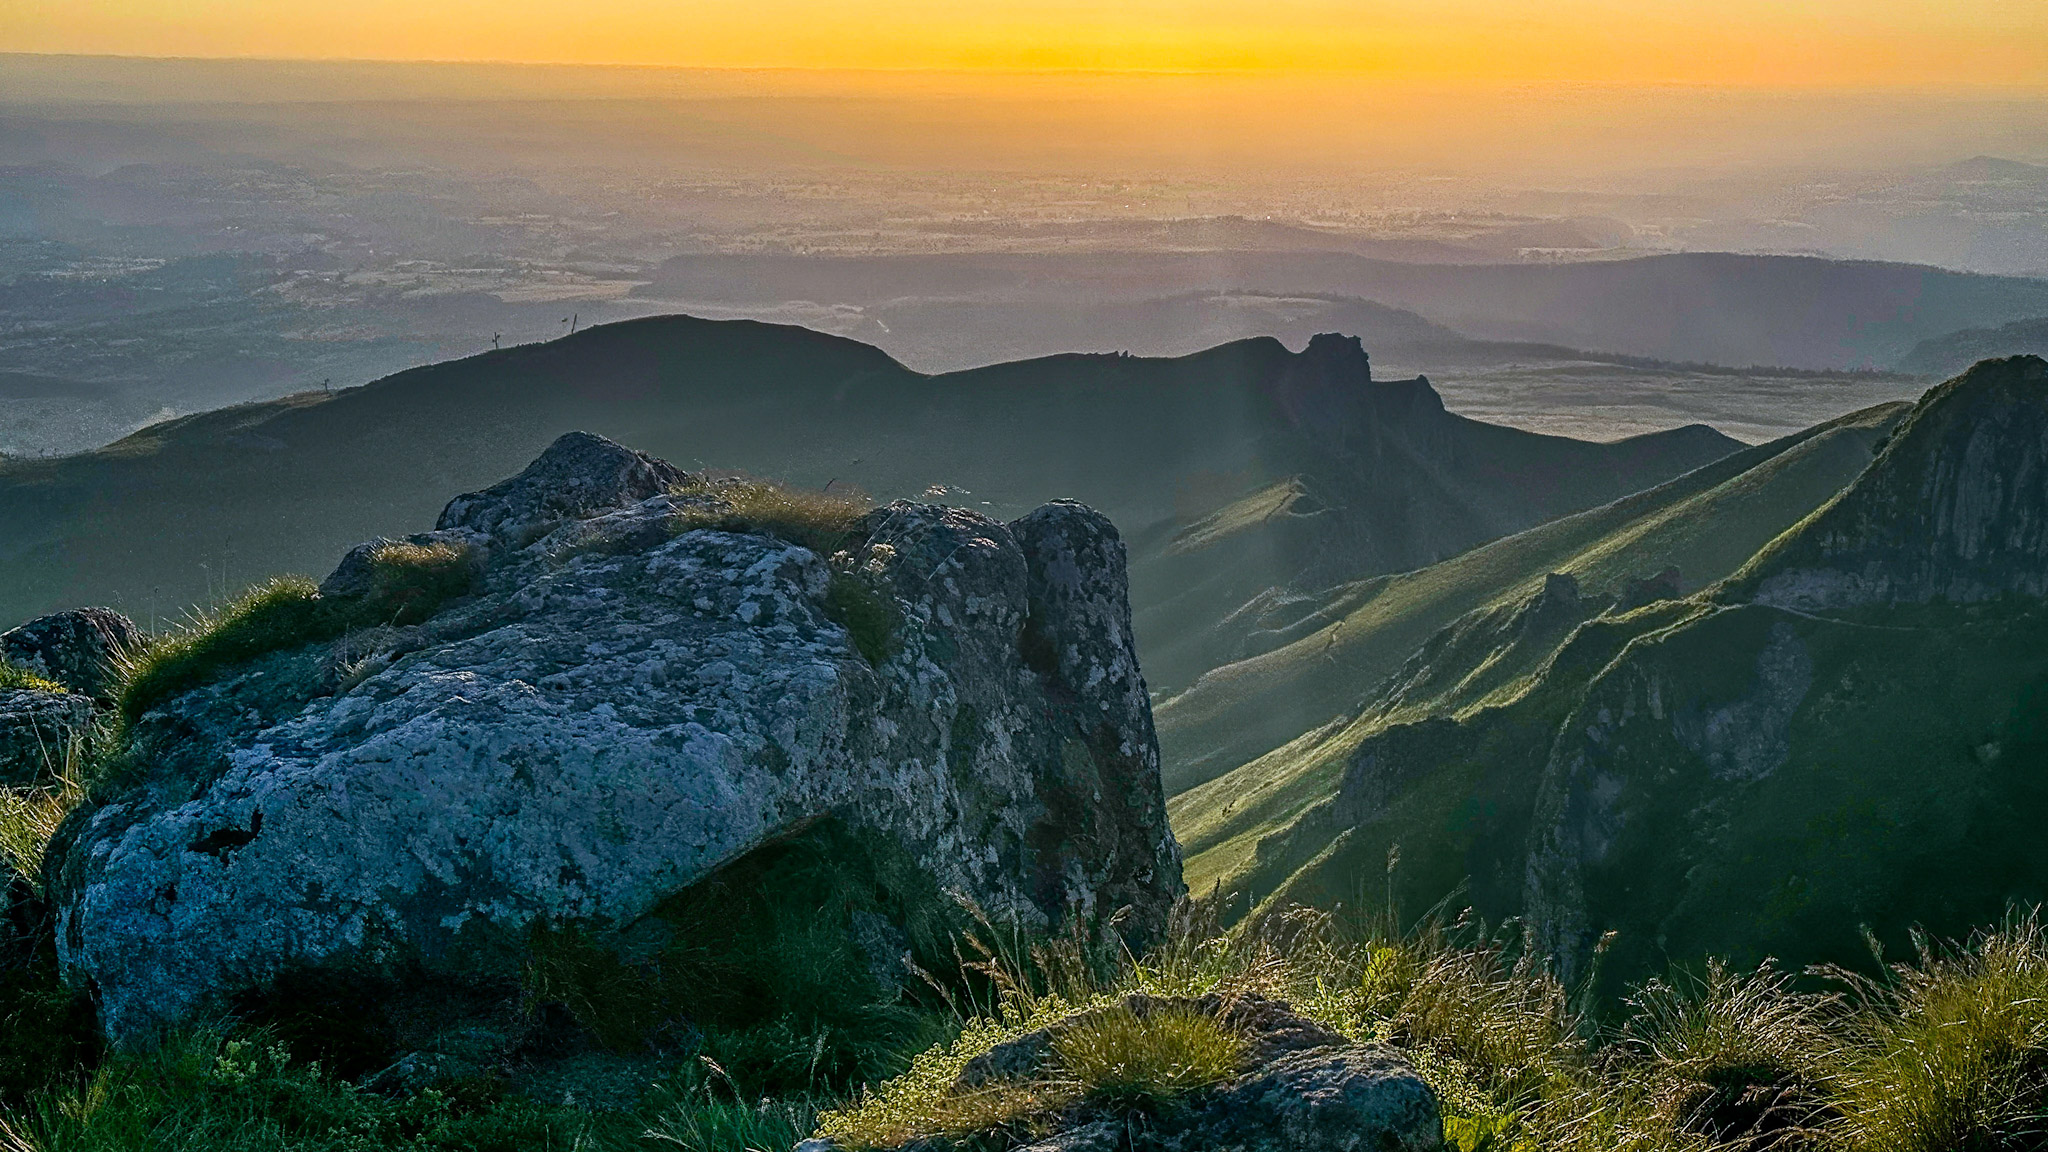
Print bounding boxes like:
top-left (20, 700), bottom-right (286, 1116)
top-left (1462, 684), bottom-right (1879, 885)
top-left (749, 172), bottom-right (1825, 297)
top-left (2, 608), bottom-right (139, 702)
top-left (50, 432), bottom-right (1183, 1051)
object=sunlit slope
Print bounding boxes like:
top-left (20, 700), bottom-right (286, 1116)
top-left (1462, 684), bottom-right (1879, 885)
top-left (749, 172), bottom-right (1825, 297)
top-left (1180, 359), bottom-right (2048, 996)
top-left (0, 317), bottom-right (1734, 698)
top-left (1166, 399), bottom-right (1910, 892)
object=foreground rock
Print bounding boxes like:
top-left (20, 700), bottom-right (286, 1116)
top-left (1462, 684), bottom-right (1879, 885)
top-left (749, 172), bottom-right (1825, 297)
top-left (51, 432), bottom-right (1184, 1053)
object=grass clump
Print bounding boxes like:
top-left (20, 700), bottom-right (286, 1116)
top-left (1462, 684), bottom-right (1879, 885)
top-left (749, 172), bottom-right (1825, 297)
top-left (669, 478), bottom-right (897, 665)
top-left (113, 544), bottom-right (481, 727)
top-left (1828, 910), bottom-right (2048, 1152)
top-left (354, 541), bottom-right (480, 626)
top-left (1049, 1001), bottom-right (1249, 1107)
top-left (670, 478), bottom-right (872, 557)
top-left (1612, 960), bottom-right (1838, 1148)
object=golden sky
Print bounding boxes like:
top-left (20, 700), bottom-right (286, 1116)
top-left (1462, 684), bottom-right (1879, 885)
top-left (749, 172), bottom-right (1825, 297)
top-left (7, 0), bottom-right (2048, 86)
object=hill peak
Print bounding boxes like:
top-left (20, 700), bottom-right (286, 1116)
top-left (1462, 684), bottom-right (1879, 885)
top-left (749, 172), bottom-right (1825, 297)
top-left (1738, 354), bottom-right (2048, 610)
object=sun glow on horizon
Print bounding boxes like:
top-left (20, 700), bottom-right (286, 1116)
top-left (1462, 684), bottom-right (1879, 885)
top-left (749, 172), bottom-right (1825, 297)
top-left (7, 0), bottom-right (2048, 89)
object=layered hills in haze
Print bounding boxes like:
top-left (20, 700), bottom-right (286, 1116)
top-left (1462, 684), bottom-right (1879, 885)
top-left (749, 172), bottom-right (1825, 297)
top-left (0, 316), bottom-right (1738, 696)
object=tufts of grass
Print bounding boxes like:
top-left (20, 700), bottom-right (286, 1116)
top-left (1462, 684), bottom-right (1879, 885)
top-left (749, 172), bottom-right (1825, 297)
top-left (113, 545), bottom-right (483, 729)
top-left (0, 775), bottom-right (83, 896)
top-left (0, 1032), bottom-right (589, 1152)
top-left (355, 540), bottom-right (481, 626)
top-left (1828, 909), bottom-right (2048, 1152)
top-left (1612, 959), bottom-right (1838, 1148)
top-left (111, 577), bottom-right (336, 726)
top-left (669, 478), bottom-right (897, 665)
top-left (670, 479), bottom-right (872, 557)
top-left (1050, 1001), bottom-right (1249, 1108)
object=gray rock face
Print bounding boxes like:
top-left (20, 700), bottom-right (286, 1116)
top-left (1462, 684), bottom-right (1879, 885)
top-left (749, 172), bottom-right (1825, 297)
top-left (0, 689), bottom-right (95, 784)
top-left (2, 608), bottom-right (139, 701)
top-left (1748, 355), bottom-right (2048, 610)
top-left (51, 432), bottom-right (1182, 1046)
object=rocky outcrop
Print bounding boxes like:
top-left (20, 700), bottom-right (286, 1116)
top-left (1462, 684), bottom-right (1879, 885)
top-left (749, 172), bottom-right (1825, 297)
top-left (1745, 355), bottom-right (2048, 610)
top-left (0, 607), bottom-right (137, 782)
top-left (0, 689), bottom-right (94, 785)
top-left (2, 608), bottom-right (138, 701)
top-left (837, 993), bottom-right (1442, 1152)
top-left (50, 432), bottom-right (1183, 1050)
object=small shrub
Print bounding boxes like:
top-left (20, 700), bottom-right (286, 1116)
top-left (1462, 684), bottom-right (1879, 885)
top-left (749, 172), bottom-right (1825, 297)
top-left (823, 574), bottom-right (896, 666)
top-left (1050, 1002), bottom-right (1248, 1108)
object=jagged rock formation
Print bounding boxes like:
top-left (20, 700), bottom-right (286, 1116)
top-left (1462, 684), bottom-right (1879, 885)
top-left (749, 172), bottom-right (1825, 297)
top-left (49, 432), bottom-right (1184, 1051)
top-left (1524, 355), bottom-right (2048, 982)
top-left (1184, 362), bottom-right (2048, 989)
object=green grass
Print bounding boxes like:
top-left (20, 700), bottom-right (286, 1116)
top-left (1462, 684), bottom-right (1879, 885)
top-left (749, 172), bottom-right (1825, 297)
top-left (113, 542), bottom-right (482, 729)
top-left (12, 888), bottom-right (2048, 1151)
top-left (0, 663), bottom-right (63, 694)
top-left (1048, 1001), bottom-right (1249, 1107)
top-left (1829, 910), bottom-right (2048, 1152)
top-left (112, 577), bottom-right (336, 725)
top-left (1158, 399), bottom-right (1903, 801)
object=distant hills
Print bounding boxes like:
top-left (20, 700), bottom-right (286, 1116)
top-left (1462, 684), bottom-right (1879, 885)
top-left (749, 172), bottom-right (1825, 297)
top-left (1177, 356), bottom-right (2048, 989)
top-left (1900, 316), bottom-right (2048, 378)
top-left (0, 316), bottom-right (1737, 697)
top-left (640, 250), bottom-right (2048, 371)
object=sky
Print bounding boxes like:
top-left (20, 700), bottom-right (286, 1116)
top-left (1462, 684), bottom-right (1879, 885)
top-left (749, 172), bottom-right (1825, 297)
top-left (7, 0), bottom-right (2048, 87)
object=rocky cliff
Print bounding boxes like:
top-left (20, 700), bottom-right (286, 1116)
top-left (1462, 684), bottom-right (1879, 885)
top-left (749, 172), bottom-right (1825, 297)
top-left (48, 432), bottom-right (1184, 1056)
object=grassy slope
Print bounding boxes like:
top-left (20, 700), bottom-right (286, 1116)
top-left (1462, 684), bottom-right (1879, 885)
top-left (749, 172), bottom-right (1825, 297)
top-left (1168, 401), bottom-right (1909, 896)
top-left (1157, 400), bottom-right (1905, 794)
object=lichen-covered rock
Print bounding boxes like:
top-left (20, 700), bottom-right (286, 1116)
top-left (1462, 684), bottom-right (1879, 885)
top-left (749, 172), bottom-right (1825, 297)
top-left (2, 607), bottom-right (139, 701)
top-left (0, 689), bottom-right (95, 784)
top-left (435, 430), bottom-right (687, 545)
top-left (50, 432), bottom-right (1183, 1048)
